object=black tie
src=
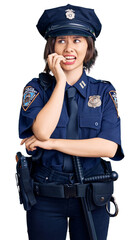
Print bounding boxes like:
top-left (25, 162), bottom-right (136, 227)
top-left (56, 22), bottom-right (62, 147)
top-left (63, 87), bottom-right (78, 172)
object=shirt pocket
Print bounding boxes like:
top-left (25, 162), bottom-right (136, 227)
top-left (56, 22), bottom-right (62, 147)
top-left (79, 114), bottom-right (102, 138)
top-left (51, 116), bottom-right (68, 138)
top-left (57, 117), bottom-right (68, 127)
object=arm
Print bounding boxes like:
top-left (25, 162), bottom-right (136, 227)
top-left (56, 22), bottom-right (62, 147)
top-left (52, 138), bottom-right (118, 158)
top-left (32, 80), bottom-right (66, 141)
top-left (21, 136), bottom-right (118, 158)
top-left (32, 53), bottom-right (67, 141)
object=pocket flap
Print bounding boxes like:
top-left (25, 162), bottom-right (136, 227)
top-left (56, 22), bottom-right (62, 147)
top-left (80, 115), bottom-right (101, 129)
top-left (91, 182), bottom-right (113, 206)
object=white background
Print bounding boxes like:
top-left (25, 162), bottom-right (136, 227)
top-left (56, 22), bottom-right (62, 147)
top-left (0, 0), bottom-right (140, 239)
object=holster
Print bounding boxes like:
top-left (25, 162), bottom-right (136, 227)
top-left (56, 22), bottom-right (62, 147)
top-left (15, 152), bottom-right (36, 211)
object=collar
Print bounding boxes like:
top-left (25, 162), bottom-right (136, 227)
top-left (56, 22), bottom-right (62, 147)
top-left (65, 70), bottom-right (88, 98)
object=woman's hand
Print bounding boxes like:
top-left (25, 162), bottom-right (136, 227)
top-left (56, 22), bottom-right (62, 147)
top-left (47, 53), bottom-right (67, 83)
top-left (20, 135), bottom-right (53, 151)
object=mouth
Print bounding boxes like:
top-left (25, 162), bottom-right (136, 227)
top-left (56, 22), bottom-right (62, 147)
top-left (63, 55), bottom-right (76, 65)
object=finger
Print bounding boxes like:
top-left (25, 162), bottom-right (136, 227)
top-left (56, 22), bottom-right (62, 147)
top-left (28, 146), bottom-right (37, 151)
top-left (48, 53), bottom-right (57, 58)
top-left (29, 140), bottom-right (39, 151)
top-left (27, 135), bottom-right (36, 141)
top-left (52, 54), bottom-right (66, 64)
top-left (22, 135), bottom-right (35, 145)
top-left (25, 138), bottom-right (37, 151)
top-left (31, 147), bottom-right (37, 151)
top-left (52, 55), bottom-right (66, 68)
top-left (47, 53), bottom-right (58, 69)
top-left (23, 136), bottom-right (36, 150)
top-left (20, 136), bottom-right (35, 145)
top-left (20, 138), bottom-right (28, 145)
top-left (55, 56), bottom-right (66, 65)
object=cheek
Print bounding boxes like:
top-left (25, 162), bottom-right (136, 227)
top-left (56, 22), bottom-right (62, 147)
top-left (79, 45), bottom-right (88, 60)
top-left (81, 42), bottom-right (88, 55)
top-left (54, 45), bottom-right (58, 54)
top-left (54, 44), bottom-right (62, 54)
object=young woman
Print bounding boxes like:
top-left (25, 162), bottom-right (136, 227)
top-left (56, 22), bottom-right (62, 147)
top-left (19, 4), bottom-right (124, 240)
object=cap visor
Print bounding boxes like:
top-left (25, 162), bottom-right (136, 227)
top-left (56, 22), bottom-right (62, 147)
top-left (46, 29), bottom-right (95, 39)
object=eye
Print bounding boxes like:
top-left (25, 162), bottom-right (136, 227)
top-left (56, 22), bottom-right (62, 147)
top-left (57, 39), bottom-right (65, 44)
top-left (74, 39), bottom-right (81, 43)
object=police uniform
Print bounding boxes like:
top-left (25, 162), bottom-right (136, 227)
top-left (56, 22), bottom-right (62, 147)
top-left (19, 4), bottom-right (124, 240)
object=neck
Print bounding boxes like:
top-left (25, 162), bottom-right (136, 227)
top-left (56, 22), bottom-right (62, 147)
top-left (64, 67), bottom-right (83, 86)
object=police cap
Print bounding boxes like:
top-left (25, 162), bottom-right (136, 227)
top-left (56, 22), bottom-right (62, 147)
top-left (36, 4), bottom-right (102, 40)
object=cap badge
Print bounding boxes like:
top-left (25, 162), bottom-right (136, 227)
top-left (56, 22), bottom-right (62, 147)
top-left (65, 9), bottom-right (75, 20)
top-left (88, 95), bottom-right (102, 108)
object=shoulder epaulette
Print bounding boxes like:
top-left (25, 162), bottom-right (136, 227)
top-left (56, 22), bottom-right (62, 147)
top-left (89, 77), bottom-right (111, 84)
top-left (100, 80), bottom-right (111, 84)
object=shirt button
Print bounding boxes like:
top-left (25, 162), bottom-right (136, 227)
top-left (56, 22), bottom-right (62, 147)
top-left (95, 122), bottom-right (98, 126)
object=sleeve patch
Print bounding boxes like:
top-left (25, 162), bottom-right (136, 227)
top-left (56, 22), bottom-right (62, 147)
top-left (109, 90), bottom-right (119, 117)
top-left (22, 86), bottom-right (39, 111)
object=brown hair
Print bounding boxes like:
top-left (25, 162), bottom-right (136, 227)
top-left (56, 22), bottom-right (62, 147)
top-left (44, 36), bottom-right (98, 73)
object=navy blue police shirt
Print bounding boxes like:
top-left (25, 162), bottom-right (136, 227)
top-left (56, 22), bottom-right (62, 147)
top-left (19, 70), bottom-right (124, 172)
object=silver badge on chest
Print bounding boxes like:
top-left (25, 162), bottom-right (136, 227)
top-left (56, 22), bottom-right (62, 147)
top-left (65, 9), bottom-right (75, 20)
top-left (88, 95), bottom-right (102, 108)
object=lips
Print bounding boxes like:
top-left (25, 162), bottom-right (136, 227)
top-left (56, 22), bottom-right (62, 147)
top-left (63, 55), bottom-right (76, 65)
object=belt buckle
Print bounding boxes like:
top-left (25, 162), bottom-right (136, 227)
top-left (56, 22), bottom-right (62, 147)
top-left (64, 184), bottom-right (77, 199)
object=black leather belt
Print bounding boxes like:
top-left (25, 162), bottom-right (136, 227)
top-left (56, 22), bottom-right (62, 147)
top-left (34, 182), bottom-right (88, 199)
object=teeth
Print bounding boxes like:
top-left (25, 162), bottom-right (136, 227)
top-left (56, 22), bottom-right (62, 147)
top-left (65, 56), bottom-right (76, 60)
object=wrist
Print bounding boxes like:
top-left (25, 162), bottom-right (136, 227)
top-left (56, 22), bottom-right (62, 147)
top-left (56, 80), bottom-right (66, 87)
top-left (49, 138), bottom-right (57, 150)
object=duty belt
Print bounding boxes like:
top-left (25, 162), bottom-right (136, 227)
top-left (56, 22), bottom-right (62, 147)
top-left (33, 170), bottom-right (118, 199)
top-left (34, 182), bottom-right (88, 199)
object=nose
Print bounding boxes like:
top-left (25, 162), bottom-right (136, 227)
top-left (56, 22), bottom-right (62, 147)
top-left (64, 40), bottom-right (74, 53)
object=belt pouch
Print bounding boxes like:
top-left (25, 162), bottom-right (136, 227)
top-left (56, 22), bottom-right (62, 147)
top-left (86, 159), bottom-right (114, 211)
top-left (86, 181), bottom-right (113, 211)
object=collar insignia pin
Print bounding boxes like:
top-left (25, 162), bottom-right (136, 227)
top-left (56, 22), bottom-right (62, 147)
top-left (79, 81), bottom-right (86, 89)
